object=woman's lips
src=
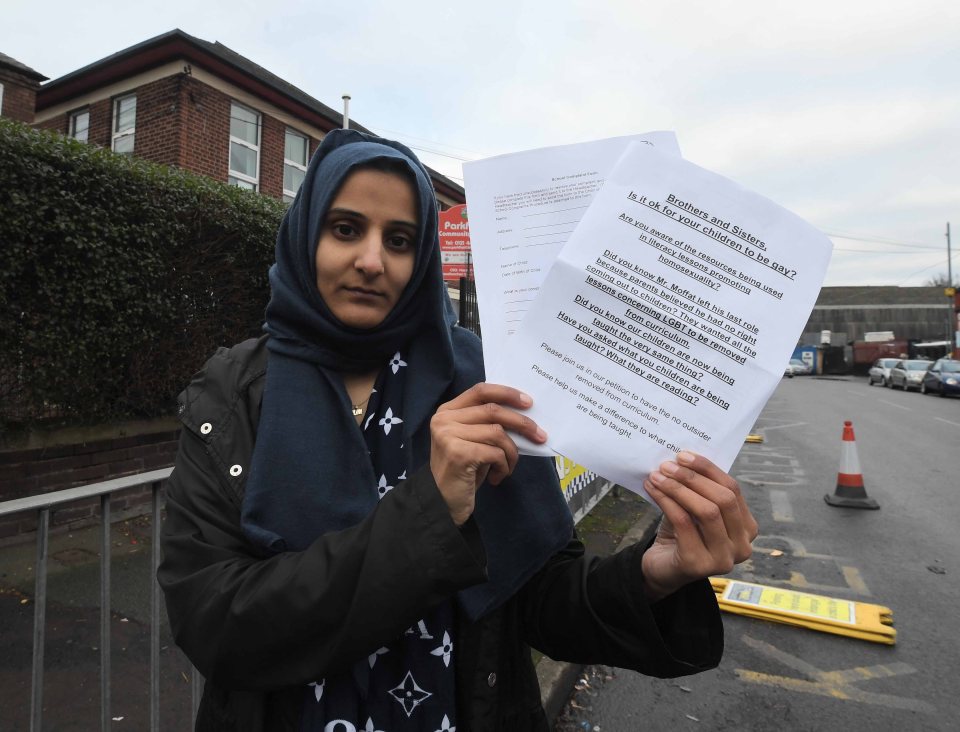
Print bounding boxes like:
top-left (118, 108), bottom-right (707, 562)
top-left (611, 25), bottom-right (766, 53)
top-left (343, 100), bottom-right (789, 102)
top-left (343, 286), bottom-right (384, 298)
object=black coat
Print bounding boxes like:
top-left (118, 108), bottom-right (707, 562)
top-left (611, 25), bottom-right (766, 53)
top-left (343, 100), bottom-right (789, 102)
top-left (158, 337), bottom-right (723, 731)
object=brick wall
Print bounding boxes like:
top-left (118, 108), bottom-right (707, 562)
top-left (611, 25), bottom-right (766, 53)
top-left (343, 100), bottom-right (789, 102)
top-left (260, 113), bottom-right (285, 198)
top-left (133, 75), bottom-right (184, 166)
top-left (35, 97), bottom-right (119, 150)
top-left (0, 68), bottom-right (39, 123)
top-left (32, 72), bottom-right (322, 201)
top-left (177, 75), bottom-right (231, 181)
top-left (0, 429), bottom-right (179, 542)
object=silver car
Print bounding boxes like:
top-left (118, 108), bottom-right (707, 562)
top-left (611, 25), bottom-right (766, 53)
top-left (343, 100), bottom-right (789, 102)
top-left (887, 359), bottom-right (932, 391)
top-left (868, 357), bottom-right (900, 386)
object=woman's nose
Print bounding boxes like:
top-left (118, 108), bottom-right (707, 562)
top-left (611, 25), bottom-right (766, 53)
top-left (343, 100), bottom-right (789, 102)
top-left (354, 235), bottom-right (385, 275)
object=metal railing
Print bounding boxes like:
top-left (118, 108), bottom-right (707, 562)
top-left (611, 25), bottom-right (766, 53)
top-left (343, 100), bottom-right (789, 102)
top-left (0, 467), bottom-right (201, 731)
top-left (1, 463), bottom-right (614, 730)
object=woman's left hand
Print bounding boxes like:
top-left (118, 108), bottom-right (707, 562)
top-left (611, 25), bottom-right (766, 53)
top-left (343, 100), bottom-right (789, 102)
top-left (640, 451), bottom-right (758, 602)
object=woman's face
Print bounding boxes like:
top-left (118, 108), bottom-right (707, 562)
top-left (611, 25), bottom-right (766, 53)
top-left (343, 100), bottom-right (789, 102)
top-left (315, 168), bottom-right (418, 329)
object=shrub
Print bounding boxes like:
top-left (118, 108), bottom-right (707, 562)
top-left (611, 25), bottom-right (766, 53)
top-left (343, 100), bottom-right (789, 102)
top-left (0, 118), bottom-right (286, 430)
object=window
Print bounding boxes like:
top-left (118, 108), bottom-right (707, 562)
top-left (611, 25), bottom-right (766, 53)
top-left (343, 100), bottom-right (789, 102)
top-left (283, 129), bottom-right (309, 203)
top-left (112, 94), bottom-right (136, 154)
top-left (69, 109), bottom-right (90, 142)
top-left (228, 102), bottom-right (260, 191)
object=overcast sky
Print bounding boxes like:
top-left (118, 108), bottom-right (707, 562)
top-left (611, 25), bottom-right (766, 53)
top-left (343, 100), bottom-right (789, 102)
top-left (4, 0), bottom-right (958, 287)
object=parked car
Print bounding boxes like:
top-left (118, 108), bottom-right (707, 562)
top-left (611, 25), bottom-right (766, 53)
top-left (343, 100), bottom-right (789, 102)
top-left (787, 358), bottom-right (812, 376)
top-left (920, 358), bottom-right (960, 397)
top-left (887, 359), bottom-right (932, 391)
top-left (867, 357), bottom-right (900, 386)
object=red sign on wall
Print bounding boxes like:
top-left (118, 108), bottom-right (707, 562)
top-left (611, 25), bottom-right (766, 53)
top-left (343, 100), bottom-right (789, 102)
top-left (438, 204), bottom-right (472, 281)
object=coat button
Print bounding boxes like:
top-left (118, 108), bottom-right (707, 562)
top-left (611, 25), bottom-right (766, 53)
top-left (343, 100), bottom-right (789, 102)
top-left (200, 422), bottom-right (212, 435)
top-left (229, 464), bottom-right (242, 477)
top-left (487, 672), bottom-right (497, 687)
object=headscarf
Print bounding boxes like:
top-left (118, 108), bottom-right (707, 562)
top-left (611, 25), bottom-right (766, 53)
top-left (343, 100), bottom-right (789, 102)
top-left (241, 129), bottom-right (573, 620)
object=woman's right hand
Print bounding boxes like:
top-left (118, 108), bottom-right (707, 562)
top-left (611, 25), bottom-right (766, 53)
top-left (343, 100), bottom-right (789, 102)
top-left (429, 383), bottom-right (547, 526)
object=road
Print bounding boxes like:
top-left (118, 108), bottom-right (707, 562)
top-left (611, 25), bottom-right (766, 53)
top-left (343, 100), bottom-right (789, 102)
top-left (558, 375), bottom-right (960, 731)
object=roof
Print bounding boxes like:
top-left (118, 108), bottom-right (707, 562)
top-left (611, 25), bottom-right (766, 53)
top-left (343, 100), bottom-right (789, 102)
top-left (0, 51), bottom-right (48, 82)
top-left (36, 30), bottom-right (463, 200)
top-left (815, 286), bottom-right (949, 307)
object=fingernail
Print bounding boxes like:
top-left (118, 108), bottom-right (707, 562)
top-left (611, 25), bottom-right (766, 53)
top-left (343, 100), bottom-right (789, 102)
top-left (518, 392), bottom-right (533, 407)
top-left (535, 426), bottom-right (547, 441)
top-left (649, 471), bottom-right (665, 485)
top-left (677, 451), bottom-right (695, 465)
top-left (661, 461), bottom-right (678, 476)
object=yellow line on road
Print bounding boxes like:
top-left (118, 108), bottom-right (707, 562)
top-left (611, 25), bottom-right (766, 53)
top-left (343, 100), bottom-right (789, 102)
top-left (736, 636), bottom-right (935, 714)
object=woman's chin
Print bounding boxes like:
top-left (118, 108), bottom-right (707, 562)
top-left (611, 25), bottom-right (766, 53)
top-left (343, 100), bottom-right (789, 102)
top-left (332, 306), bottom-right (389, 330)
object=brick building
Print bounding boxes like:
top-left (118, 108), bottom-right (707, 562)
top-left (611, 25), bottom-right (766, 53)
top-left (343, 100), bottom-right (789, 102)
top-left (28, 29), bottom-right (464, 207)
top-left (0, 52), bottom-right (47, 123)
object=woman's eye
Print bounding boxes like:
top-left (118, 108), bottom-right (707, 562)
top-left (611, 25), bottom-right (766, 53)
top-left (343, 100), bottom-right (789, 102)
top-left (331, 222), bottom-right (357, 238)
top-left (387, 234), bottom-right (413, 251)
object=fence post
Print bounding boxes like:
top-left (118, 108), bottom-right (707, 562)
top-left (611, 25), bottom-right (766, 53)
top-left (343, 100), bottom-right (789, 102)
top-left (30, 508), bottom-right (49, 732)
top-left (100, 494), bottom-right (112, 731)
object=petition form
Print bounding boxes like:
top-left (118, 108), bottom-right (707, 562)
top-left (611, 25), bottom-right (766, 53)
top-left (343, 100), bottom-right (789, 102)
top-left (503, 143), bottom-right (832, 496)
top-left (462, 133), bottom-right (680, 384)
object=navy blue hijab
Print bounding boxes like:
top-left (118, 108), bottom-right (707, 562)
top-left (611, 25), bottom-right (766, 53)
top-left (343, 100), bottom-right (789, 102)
top-left (242, 129), bottom-right (572, 619)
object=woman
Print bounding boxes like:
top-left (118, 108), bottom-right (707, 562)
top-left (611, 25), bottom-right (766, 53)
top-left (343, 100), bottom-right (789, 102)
top-left (159, 129), bottom-right (757, 732)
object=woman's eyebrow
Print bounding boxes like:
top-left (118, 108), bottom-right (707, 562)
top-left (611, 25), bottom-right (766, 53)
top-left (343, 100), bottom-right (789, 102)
top-left (325, 207), bottom-right (417, 229)
top-left (326, 206), bottom-right (364, 219)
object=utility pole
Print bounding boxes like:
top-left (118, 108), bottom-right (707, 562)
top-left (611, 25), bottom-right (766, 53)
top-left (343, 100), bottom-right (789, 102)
top-left (947, 222), bottom-right (953, 287)
top-left (948, 222), bottom-right (958, 359)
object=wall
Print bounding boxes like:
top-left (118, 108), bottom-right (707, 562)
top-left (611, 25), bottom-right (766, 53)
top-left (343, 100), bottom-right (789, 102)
top-left (35, 72), bottom-right (321, 199)
top-left (0, 68), bottom-right (39, 123)
top-left (804, 305), bottom-right (953, 344)
top-left (0, 425), bottom-right (179, 542)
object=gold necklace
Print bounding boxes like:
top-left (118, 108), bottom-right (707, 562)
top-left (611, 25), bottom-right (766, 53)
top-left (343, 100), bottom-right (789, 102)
top-left (351, 394), bottom-right (371, 417)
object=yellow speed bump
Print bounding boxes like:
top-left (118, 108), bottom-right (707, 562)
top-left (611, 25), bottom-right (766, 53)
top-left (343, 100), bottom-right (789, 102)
top-left (744, 434), bottom-right (764, 444)
top-left (711, 577), bottom-right (895, 645)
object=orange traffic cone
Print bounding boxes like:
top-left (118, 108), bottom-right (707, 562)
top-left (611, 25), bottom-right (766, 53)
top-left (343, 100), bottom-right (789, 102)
top-left (824, 420), bottom-right (879, 509)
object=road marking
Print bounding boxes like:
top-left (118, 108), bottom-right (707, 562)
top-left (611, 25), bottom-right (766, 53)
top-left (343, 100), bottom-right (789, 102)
top-left (841, 566), bottom-right (870, 595)
top-left (878, 400), bottom-right (911, 411)
top-left (739, 475), bottom-right (807, 486)
top-left (770, 490), bottom-right (795, 522)
top-left (737, 536), bottom-right (872, 596)
top-left (736, 635), bottom-right (935, 713)
top-left (756, 421), bottom-right (808, 432)
top-left (934, 416), bottom-right (960, 428)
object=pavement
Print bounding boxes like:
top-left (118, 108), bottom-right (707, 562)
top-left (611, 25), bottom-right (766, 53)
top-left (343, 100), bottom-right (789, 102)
top-left (0, 485), bottom-right (657, 730)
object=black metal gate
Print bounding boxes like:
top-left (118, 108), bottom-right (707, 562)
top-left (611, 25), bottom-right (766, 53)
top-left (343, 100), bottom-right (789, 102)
top-left (457, 277), bottom-right (481, 338)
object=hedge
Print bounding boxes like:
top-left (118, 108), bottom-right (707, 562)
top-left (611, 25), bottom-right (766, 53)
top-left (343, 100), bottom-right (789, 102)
top-left (0, 118), bottom-right (287, 431)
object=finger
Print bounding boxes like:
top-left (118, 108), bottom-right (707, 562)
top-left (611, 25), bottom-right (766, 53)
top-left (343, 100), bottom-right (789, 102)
top-left (434, 436), bottom-right (512, 490)
top-left (680, 453), bottom-right (758, 542)
top-left (433, 402), bottom-right (547, 444)
top-left (675, 452), bottom-right (755, 533)
top-left (645, 482), bottom-right (720, 578)
top-left (648, 468), bottom-right (742, 560)
top-left (441, 423), bottom-right (520, 480)
top-left (438, 382), bottom-right (533, 413)
top-left (658, 459), bottom-right (754, 547)
top-left (470, 442), bottom-right (512, 486)
top-left (675, 451), bottom-right (738, 491)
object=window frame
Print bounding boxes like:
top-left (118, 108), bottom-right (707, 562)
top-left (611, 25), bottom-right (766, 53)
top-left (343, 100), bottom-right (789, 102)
top-left (69, 108), bottom-right (90, 142)
top-left (282, 128), bottom-right (309, 203)
top-left (227, 101), bottom-right (261, 191)
top-left (111, 94), bottom-right (136, 154)
top-left (0, 82), bottom-right (4, 116)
